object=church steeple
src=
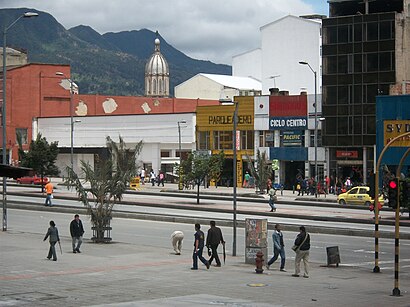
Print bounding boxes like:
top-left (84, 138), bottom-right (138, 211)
top-left (145, 31), bottom-right (169, 97)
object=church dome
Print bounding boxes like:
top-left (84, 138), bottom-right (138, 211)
top-left (145, 35), bottom-right (170, 97)
top-left (145, 38), bottom-right (169, 76)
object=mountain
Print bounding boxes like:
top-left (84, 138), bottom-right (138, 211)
top-left (1, 8), bottom-right (231, 96)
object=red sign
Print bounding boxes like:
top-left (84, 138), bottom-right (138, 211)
top-left (269, 95), bottom-right (307, 117)
top-left (336, 150), bottom-right (358, 158)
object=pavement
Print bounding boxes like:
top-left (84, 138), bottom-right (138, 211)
top-left (1, 210), bottom-right (410, 307)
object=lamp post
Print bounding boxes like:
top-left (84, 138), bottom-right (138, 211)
top-left (220, 99), bottom-right (239, 256)
top-left (2, 12), bottom-right (38, 231)
top-left (56, 72), bottom-right (77, 171)
top-left (232, 101), bottom-right (239, 256)
top-left (299, 61), bottom-right (318, 197)
top-left (177, 120), bottom-right (186, 190)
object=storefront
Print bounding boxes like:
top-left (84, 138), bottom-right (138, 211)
top-left (196, 97), bottom-right (254, 187)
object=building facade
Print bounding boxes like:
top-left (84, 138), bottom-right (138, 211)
top-left (322, 0), bottom-right (410, 185)
top-left (196, 98), bottom-right (255, 187)
top-left (1, 63), bottom-right (218, 176)
top-left (254, 92), bottom-right (325, 189)
top-left (174, 73), bottom-right (261, 101)
top-left (232, 15), bottom-right (322, 96)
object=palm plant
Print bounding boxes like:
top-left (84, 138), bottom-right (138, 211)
top-left (65, 136), bottom-right (143, 242)
top-left (247, 150), bottom-right (270, 194)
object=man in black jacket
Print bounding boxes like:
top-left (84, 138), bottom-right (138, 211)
top-left (292, 226), bottom-right (310, 278)
top-left (70, 214), bottom-right (85, 253)
top-left (206, 221), bottom-right (225, 267)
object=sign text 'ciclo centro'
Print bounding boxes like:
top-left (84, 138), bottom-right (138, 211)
top-left (269, 117), bottom-right (307, 130)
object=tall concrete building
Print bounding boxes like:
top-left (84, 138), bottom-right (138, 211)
top-left (322, 0), bottom-right (410, 184)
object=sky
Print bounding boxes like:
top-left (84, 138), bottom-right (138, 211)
top-left (0, 0), bottom-right (328, 65)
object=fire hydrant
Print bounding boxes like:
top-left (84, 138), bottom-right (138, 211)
top-left (255, 250), bottom-right (264, 274)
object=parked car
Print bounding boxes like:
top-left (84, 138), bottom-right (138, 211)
top-left (16, 175), bottom-right (49, 185)
top-left (337, 186), bottom-right (383, 206)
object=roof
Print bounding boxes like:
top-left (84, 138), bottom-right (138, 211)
top-left (200, 73), bottom-right (262, 91)
top-left (260, 15), bottom-right (321, 31)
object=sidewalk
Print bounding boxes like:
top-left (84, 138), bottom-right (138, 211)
top-left (1, 219), bottom-right (408, 307)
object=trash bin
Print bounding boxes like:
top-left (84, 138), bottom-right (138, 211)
top-left (326, 246), bottom-right (341, 267)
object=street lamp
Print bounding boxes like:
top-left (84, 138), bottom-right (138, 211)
top-left (2, 11), bottom-right (38, 231)
top-left (177, 120), bottom-right (186, 190)
top-left (299, 61), bottom-right (318, 197)
top-left (56, 72), bottom-right (77, 171)
top-left (220, 100), bottom-right (239, 256)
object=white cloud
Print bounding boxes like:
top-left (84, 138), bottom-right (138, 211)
top-left (0, 0), bottom-right (323, 64)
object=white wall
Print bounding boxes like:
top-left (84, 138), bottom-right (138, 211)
top-left (232, 15), bottom-right (322, 96)
top-left (37, 113), bottom-right (196, 176)
top-left (174, 75), bottom-right (223, 100)
top-left (260, 16), bottom-right (322, 95)
top-left (232, 48), bottom-right (262, 82)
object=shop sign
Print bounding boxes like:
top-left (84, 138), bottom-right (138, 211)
top-left (269, 116), bottom-right (307, 130)
top-left (208, 115), bottom-right (252, 125)
top-left (283, 131), bottom-right (302, 147)
top-left (384, 120), bottom-right (410, 146)
top-left (336, 150), bottom-right (358, 158)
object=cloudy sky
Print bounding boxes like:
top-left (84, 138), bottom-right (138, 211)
top-left (0, 0), bottom-right (328, 64)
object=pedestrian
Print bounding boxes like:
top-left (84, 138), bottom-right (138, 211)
top-left (268, 184), bottom-right (277, 212)
top-left (43, 220), bottom-right (60, 261)
top-left (171, 230), bottom-right (184, 255)
top-left (70, 214), bottom-right (85, 253)
top-left (157, 171), bottom-right (165, 187)
top-left (296, 181), bottom-right (302, 196)
top-left (140, 168), bottom-right (146, 185)
top-left (191, 223), bottom-right (210, 270)
top-left (44, 180), bottom-right (54, 206)
top-left (150, 169), bottom-right (156, 186)
top-left (243, 171), bottom-right (250, 188)
top-left (206, 221), bottom-right (225, 267)
top-left (292, 226), bottom-right (310, 278)
top-left (266, 224), bottom-right (286, 271)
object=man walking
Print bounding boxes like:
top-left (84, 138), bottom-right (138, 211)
top-left (191, 223), bottom-right (210, 270)
top-left (70, 214), bottom-right (85, 253)
top-left (171, 230), bottom-right (184, 255)
top-left (44, 180), bottom-right (54, 206)
top-left (206, 221), bottom-right (225, 267)
top-left (292, 226), bottom-right (310, 278)
top-left (266, 224), bottom-right (286, 271)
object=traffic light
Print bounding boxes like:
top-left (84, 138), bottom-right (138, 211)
top-left (388, 178), bottom-right (399, 209)
top-left (400, 180), bottom-right (410, 208)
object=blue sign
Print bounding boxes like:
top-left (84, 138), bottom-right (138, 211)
top-left (269, 116), bottom-right (307, 130)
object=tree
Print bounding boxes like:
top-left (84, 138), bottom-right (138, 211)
top-left (247, 150), bottom-right (270, 194)
top-left (209, 151), bottom-right (225, 188)
top-left (65, 136), bottom-right (143, 242)
top-left (179, 151), bottom-right (225, 204)
top-left (17, 133), bottom-right (60, 184)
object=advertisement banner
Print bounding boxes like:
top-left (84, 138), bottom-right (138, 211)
top-left (283, 131), bottom-right (303, 147)
top-left (383, 120), bottom-right (410, 146)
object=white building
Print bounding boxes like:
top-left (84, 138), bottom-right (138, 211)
top-left (174, 73), bottom-right (261, 101)
top-left (232, 15), bottom-right (322, 95)
top-left (37, 113), bottom-right (195, 178)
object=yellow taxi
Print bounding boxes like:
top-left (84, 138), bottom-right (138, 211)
top-left (337, 186), bottom-right (383, 206)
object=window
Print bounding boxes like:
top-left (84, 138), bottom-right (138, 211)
top-left (160, 150), bottom-right (170, 157)
top-left (16, 128), bottom-right (28, 145)
top-left (240, 131), bottom-right (254, 150)
top-left (366, 23), bottom-right (378, 41)
top-left (379, 21), bottom-right (394, 40)
top-left (197, 131), bottom-right (210, 150)
top-left (213, 131), bottom-right (233, 150)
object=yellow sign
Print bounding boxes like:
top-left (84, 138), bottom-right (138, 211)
top-left (130, 177), bottom-right (140, 190)
top-left (384, 120), bottom-right (410, 146)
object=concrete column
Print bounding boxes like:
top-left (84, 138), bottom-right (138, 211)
top-left (363, 147), bottom-right (367, 184)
